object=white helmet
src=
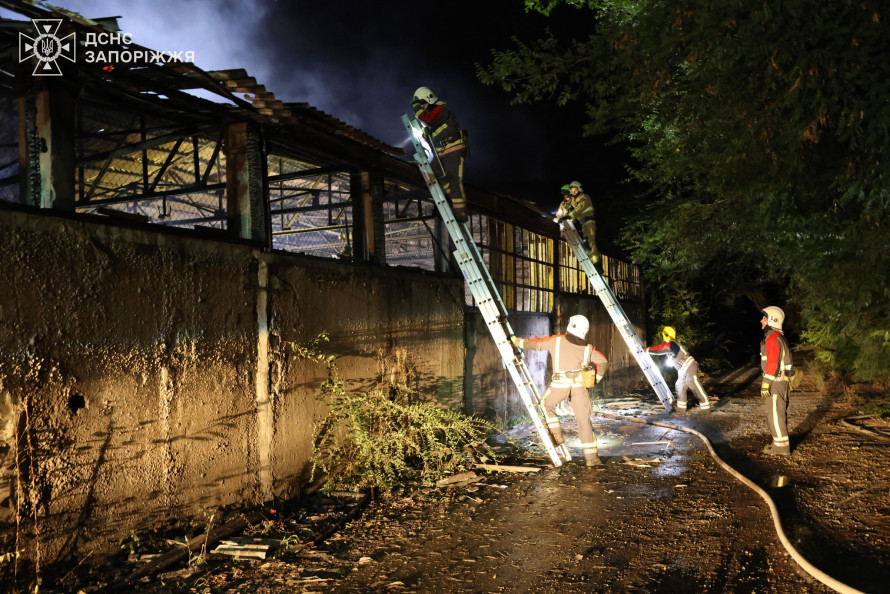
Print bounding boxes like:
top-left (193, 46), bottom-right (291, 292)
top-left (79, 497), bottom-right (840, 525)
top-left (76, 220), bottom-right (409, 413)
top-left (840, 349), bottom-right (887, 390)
top-left (761, 306), bottom-right (785, 331)
top-left (413, 86), bottom-right (437, 104)
top-left (566, 315), bottom-right (590, 339)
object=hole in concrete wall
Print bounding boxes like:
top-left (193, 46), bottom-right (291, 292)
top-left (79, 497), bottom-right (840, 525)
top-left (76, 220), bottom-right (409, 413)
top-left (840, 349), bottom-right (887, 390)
top-left (68, 393), bottom-right (86, 413)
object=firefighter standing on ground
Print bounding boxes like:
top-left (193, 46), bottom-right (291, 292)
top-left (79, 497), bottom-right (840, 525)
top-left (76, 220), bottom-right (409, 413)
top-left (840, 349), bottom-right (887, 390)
top-left (760, 306), bottom-right (793, 456)
top-left (511, 315), bottom-right (610, 467)
top-left (554, 181), bottom-right (600, 262)
top-left (647, 326), bottom-right (711, 413)
top-left (411, 86), bottom-right (469, 222)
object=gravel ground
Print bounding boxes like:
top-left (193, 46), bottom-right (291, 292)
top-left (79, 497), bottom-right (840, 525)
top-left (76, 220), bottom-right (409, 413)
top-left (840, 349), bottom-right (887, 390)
top-left (50, 369), bottom-right (890, 593)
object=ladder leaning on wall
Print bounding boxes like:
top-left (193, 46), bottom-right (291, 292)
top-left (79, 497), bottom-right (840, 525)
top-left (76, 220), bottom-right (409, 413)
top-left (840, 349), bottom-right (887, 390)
top-left (400, 113), bottom-right (571, 467)
top-left (558, 220), bottom-right (674, 412)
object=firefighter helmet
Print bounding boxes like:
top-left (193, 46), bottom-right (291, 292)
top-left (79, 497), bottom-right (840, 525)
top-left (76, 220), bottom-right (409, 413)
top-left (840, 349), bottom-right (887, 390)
top-left (561, 184), bottom-right (571, 196)
top-left (762, 306), bottom-right (785, 330)
top-left (568, 180), bottom-right (583, 191)
top-left (661, 326), bottom-right (676, 342)
top-left (413, 86), bottom-right (437, 105)
top-left (567, 315), bottom-right (590, 339)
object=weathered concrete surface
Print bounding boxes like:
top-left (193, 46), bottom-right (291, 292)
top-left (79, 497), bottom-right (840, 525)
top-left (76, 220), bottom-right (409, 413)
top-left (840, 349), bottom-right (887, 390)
top-left (0, 207), bottom-right (649, 570)
top-left (0, 209), bottom-right (465, 565)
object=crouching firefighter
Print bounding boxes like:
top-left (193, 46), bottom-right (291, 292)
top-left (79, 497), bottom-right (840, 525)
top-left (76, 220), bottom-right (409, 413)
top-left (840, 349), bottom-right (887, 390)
top-left (647, 326), bottom-right (711, 413)
top-left (511, 315), bottom-right (610, 467)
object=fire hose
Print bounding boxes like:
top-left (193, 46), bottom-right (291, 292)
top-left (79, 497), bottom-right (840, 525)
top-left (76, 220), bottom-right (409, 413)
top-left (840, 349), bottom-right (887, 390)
top-left (600, 411), bottom-right (865, 594)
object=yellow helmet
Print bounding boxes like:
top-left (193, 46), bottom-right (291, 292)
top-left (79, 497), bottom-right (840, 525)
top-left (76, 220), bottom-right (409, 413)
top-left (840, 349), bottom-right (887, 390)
top-left (661, 326), bottom-right (676, 342)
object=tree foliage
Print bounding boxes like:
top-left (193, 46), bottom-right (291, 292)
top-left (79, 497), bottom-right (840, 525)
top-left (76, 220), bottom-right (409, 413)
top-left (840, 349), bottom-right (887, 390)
top-left (479, 0), bottom-right (890, 377)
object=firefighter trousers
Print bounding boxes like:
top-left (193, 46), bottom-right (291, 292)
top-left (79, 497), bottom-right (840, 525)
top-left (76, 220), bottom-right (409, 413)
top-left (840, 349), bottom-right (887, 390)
top-left (675, 358), bottom-right (709, 411)
top-left (765, 380), bottom-right (790, 450)
top-left (580, 219), bottom-right (599, 256)
top-left (436, 152), bottom-right (466, 211)
top-left (543, 383), bottom-right (598, 462)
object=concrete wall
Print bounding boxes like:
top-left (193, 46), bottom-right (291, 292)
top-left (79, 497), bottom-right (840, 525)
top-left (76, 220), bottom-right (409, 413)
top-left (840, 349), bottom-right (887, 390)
top-left (0, 208), bottom-right (464, 565)
top-left (0, 207), bottom-right (648, 567)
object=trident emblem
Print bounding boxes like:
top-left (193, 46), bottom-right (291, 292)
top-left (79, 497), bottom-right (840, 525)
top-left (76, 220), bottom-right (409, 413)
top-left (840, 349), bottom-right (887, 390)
top-left (19, 19), bottom-right (76, 76)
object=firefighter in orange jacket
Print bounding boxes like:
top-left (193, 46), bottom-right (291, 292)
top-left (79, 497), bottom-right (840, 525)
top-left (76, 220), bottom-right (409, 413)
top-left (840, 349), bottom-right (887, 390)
top-left (760, 306), bottom-right (793, 456)
top-left (411, 86), bottom-right (469, 222)
top-left (511, 315), bottom-right (609, 467)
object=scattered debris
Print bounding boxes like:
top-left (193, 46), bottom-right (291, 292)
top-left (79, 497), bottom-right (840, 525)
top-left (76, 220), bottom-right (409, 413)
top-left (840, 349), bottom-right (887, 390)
top-left (436, 471), bottom-right (479, 487)
top-left (474, 463), bottom-right (542, 473)
top-left (840, 415), bottom-right (890, 442)
top-left (623, 457), bottom-right (663, 468)
top-left (211, 538), bottom-right (277, 560)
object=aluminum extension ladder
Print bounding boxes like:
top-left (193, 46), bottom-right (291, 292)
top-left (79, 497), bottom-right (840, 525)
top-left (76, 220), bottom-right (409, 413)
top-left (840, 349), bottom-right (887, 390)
top-left (559, 220), bottom-right (674, 412)
top-left (401, 113), bottom-right (571, 466)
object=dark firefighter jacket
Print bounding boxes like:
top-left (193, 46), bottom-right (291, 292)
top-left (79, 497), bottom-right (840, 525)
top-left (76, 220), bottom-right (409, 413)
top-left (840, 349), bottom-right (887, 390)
top-left (416, 102), bottom-right (467, 157)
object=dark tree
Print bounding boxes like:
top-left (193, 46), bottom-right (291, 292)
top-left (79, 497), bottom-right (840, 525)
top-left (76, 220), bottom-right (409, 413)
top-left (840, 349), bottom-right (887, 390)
top-left (479, 0), bottom-right (890, 377)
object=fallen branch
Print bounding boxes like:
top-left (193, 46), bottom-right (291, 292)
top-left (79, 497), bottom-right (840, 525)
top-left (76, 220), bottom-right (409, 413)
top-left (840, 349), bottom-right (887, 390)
top-left (839, 416), bottom-right (890, 443)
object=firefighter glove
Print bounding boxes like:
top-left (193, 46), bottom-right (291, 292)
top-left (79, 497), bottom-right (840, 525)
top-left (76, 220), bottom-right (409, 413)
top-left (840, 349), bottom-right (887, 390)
top-left (557, 215), bottom-right (570, 223)
top-left (509, 335), bottom-right (520, 347)
top-left (760, 382), bottom-right (771, 398)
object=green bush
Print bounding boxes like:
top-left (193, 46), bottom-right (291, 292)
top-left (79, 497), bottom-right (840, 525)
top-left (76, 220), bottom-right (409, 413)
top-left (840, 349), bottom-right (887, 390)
top-left (311, 390), bottom-right (498, 493)
top-left (291, 333), bottom-right (499, 493)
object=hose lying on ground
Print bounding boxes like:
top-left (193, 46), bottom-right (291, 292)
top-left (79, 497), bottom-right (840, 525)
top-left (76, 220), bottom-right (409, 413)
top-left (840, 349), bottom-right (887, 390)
top-left (599, 411), bottom-right (865, 594)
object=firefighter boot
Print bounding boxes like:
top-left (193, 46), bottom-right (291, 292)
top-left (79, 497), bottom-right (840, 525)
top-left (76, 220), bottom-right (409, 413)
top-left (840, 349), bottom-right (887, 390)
top-left (585, 452), bottom-right (603, 467)
top-left (762, 443), bottom-right (791, 456)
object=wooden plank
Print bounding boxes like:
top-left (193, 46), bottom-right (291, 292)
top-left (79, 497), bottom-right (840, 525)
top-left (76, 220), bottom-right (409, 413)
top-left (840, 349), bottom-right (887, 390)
top-left (474, 464), bottom-right (541, 473)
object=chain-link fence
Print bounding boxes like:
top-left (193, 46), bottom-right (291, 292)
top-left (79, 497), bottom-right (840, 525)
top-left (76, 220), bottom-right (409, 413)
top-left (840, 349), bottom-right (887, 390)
top-left (381, 190), bottom-right (438, 270)
top-left (75, 103), bottom-right (227, 229)
top-left (268, 155), bottom-right (353, 258)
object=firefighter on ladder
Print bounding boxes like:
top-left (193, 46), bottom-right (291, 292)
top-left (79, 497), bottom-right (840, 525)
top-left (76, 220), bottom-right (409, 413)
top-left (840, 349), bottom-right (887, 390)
top-left (554, 181), bottom-right (600, 263)
top-left (511, 315), bottom-right (609, 467)
top-left (411, 86), bottom-right (469, 222)
top-left (760, 306), bottom-right (792, 456)
top-left (647, 326), bottom-right (711, 413)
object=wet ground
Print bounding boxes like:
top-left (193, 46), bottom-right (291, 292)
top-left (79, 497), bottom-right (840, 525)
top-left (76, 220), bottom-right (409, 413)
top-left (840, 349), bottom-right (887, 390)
top-left (50, 369), bottom-right (890, 592)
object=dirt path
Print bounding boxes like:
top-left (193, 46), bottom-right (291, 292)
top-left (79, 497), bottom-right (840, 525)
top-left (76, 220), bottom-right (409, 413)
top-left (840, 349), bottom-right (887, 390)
top-left (329, 374), bottom-right (889, 593)
top-left (59, 371), bottom-right (890, 592)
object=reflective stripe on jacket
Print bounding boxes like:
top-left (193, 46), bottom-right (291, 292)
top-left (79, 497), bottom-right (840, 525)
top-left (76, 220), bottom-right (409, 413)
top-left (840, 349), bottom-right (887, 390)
top-left (647, 340), bottom-right (691, 370)
top-left (417, 102), bottom-right (466, 156)
top-left (517, 334), bottom-right (609, 387)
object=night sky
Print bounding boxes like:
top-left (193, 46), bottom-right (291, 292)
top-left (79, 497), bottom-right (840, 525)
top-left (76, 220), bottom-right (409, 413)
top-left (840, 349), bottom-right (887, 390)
top-left (3, 0), bottom-right (628, 213)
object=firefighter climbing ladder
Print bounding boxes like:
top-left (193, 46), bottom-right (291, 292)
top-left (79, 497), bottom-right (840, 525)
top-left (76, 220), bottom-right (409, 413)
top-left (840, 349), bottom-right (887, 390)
top-left (559, 220), bottom-right (674, 412)
top-left (401, 113), bottom-right (571, 467)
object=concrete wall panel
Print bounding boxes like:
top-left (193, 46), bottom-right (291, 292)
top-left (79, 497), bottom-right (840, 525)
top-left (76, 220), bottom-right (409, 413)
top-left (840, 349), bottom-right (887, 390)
top-left (0, 210), bottom-right (466, 565)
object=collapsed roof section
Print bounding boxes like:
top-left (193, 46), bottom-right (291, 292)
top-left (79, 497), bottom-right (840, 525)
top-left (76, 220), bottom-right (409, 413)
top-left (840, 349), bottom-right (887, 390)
top-left (0, 0), bottom-right (641, 308)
